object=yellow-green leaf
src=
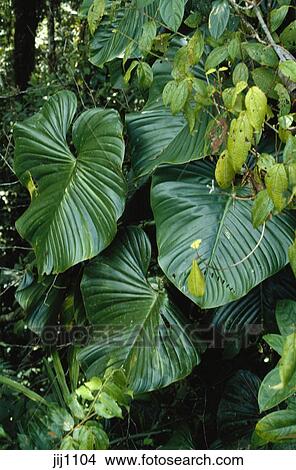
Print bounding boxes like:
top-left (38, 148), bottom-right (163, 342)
top-left (279, 332), bottom-right (296, 387)
top-left (187, 259), bottom-right (205, 297)
top-left (279, 60), bottom-right (296, 83)
top-left (289, 238), bottom-right (296, 278)
top-left (87, 0), bottom-right (105, 35)
top-left (227, 112), bottom-right (253, 172)
top-left (187, 29), bottom-right (204, 65)
top-left (139, 20), bottom-right (157, 55)
top-left (124, 60), bottom-right (138, 84)
top-left (270, 6), bottom-right (289, 33)
top-left (245, 86), bottom-right (267, 131)
top-left (137, 62), bottom-right (153, 89)
top-left (283, 135), bottom-right (296, 164)
top-left (265, 163), bottom-right (289, 212)
top-left (162, 80), bottom-right (178, 107)
top-left (215, 150), bottom-right (235, 188)
top-left (287, 163), bottom-right (296, 190)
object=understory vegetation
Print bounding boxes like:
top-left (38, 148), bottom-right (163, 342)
top-left (0, 0), bottom-right (296, 450)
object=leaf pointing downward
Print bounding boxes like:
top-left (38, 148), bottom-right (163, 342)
top-left (188, 259), bottom-right (206, 297)
top-left (79, 227), bottom-right (199, 393)
top-left (245, 86), bottom-right (267, 131)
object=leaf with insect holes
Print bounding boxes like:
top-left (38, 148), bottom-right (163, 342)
top-left (244, 43), bottom-right (278, 68)
top-left (227, 112), bottom-right (253, 172)
top-left (228, 36), bottom-right (241, 61)
top-left (284, 131), bottom-right (295, 161)
top-left (187, 29), bottom-right (204, 65)
top-left (279, 60), bottom-right (296, 83)
top-left (252, 68), bottom-right (279, 100)
top-left (265, 163), bottom-right (288, 212)
top-left (215, 150), bottom-right (235, 189)
top-left (245, 86), bottom-right (267, 131)
top-left (275, 83), bottom-right (291, 117)
top-left (280, 21), bottom-right (296, 52)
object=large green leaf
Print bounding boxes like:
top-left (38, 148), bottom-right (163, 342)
top-left (151, 161), bottom-right (296, 308)
top-left (14, 91), bottom-right (126, 275)
top-left (126, 61), bottom-right (210, 178)
top-left (217, 370), bottom-right (261, 445)
top-left (78, 227), bottom-right (199, 393)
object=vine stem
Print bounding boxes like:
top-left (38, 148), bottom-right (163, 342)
top-left (253, 4), bottom-right (295, 63)
top-left (109, 429), bottom-right (170, 446)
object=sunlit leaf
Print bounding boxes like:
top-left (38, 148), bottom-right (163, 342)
top-left (245, 86), bottom-right (267, 131)
top-left (227, 112), bottom-right (253, 172)
top-left (187, 259), bottom-right (205, 297)
top-left (215, 150), bottom-right (235, 188)
top-left (87, 0), bottom-right (105, 35)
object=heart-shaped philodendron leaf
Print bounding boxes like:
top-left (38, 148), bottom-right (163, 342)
top-left (78, 227), bottom-right (200, 393)
top-left (151, 161), bottom-right (296, 309)
top-left (217, 370), bottom-right (261, 446)
top-left (14, 91), bottom-right (126, 275)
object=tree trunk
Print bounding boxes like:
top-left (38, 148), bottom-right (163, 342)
top-left (13, 0), bottom-right (39, 90)
top-left (47, 0), bottom-right (56, 73)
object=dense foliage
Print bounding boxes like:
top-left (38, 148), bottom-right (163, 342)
top-left (1, 0), bottom-right (296, 450)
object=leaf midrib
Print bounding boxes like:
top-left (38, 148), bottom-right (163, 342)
top-left (124, 288), bottom-right (165, 369)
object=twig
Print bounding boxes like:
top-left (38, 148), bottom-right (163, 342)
top-left (253, 4), bottom-right (295, 63)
